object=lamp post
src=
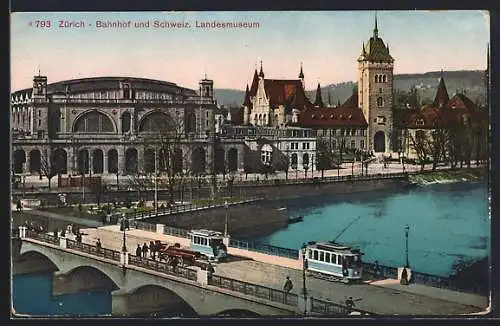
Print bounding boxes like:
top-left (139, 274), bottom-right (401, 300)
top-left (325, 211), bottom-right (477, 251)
top-left (404, 224), bottom-right (410, 268)
top-left (121, 214), bottom-right (127, 253)
top-left (154, 147), bottom-right (158, 213)
top-left (301, 244), bottom-right (308, 316)
top-left (224, 201), bottom-right (229, 237)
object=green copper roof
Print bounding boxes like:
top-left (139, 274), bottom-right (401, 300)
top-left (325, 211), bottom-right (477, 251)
top-left (359, 36), bottom-right (394, 62)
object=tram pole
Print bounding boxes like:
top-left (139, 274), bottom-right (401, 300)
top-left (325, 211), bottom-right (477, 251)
top-left (404, 224), bottom-right (410, 268)
top-left (224, 201), bottom-right (228, 237)
top-left (301, 244), bottom-right (307, 316)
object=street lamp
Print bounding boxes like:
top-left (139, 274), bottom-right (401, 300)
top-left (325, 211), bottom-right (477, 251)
top-left (121, 214), bottom-right (127, 253)
top-left (301, 244), bottom-right (308, 316)
top-left (154, 147), bottom-right (158, 213)
top-left (404, 224), bottom-right (410, 268)
top-left (224, 200), bottom-right (229, 237)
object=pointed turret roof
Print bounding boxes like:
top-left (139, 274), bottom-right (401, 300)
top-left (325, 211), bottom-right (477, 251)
top-left (258, 60), bottom-right (265, 78)
top-left (358, 14), bottom-right (393, 63)
top-left (243, 84), bottom-right (251, 107)
top-left (298, 63), bottom-right (304, 79)
top-left (433, 70), bottom-right (450, 108)
top-left (250, 68), bottom-right (259, 95)
top-left (314, 83), bottom-right (324, 107)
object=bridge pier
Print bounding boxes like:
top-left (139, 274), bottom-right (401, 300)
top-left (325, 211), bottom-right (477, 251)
top-left (51, 269), bottom-right (118, 296)
top-left (111, 289), bottom-right (129, 316)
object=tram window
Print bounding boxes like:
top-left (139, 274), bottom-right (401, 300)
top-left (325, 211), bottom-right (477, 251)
top-left (313, 250), bottom-right (319, 260)
top-left (331, 253), bottom-right (336, 264)
top-left (308, 250), bottom-right (312, 259)
top-left (203, 238), bottom-right (207, 246)
top-left (325, 252), bottom-right (330, 263)
top-left (194, 236), bottom-right (199, 244)
top-left (319, 251), bottom-right (324, 262)
top-left (337, 255), bottom-right (342, 265)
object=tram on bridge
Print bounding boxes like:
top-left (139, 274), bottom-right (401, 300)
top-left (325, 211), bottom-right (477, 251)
top-left (188, 229), bottom-right (228, 262)
top-left (304, 241), bottom-right (364, 283)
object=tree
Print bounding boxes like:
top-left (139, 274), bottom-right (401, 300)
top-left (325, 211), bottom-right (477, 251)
top-left (90, 179), bottom-right (107, 207)
top-left (316, 138), bottom-right (333, 179)
top-left (408, 130), bottom-right (431, 171)
top-left (40, 154), bottom-right (58, 190)
top-left (142, 112), bottom-right (194, 205)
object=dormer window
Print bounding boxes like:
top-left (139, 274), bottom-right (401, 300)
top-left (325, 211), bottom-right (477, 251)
top-left (330, 114), bottom-right (334, 119)
top-left (416, 118), bottom-right (425, 126)
top-left (320, 114), bottom-right (325, 119)
top-left (311, 114), bottom-right (316, 119)
top-left (339, 114), bottom-right (343, 119)
top-left (348, 114), bottom-right (353, 120)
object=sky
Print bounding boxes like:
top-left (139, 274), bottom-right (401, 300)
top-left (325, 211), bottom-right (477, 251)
top-left (10, 10), bottom-right (489, 92)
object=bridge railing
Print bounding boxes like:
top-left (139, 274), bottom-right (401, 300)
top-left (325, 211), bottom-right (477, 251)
top-left (310, 297), bottom-right (375, 316)
top-left (66, 239), bottom-right (121, 262)
top-left (229, 239), bottom-right (300, 259)
top-left (362, 262), bottom-right (398, 280)
top-left (130, 220), bottom-right (156, 233)
top-left (25, 230), bottom-right (60, 245)
top-left (209, 274), bottom-right (299, 307)
top-left (163, 226), bottom-right (190, 238)
top-left (128, 254), bottom-right (198, 281)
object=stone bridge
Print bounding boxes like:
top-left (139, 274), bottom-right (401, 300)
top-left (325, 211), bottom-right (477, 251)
top-left (17, 234), bottom-right (316, 317)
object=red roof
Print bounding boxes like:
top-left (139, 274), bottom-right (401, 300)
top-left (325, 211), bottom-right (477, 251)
top-left (405, 93), bottom-right (483, 129)
top-left (433, 77), bottom-right (450, 108)
top-left (297, 93), bottom-right (367, 128)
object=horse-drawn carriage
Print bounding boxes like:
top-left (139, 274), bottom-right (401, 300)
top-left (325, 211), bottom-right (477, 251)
top-left (155, 241), bottom-right (208, 267)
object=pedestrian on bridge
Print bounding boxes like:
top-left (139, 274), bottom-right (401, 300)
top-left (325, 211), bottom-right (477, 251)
top-left (96, 238), bottom-right (102, 253)
top-left (136, 244), bottom-right (142, 259)
top-left (283, 276), bottom-right (293, 293)
top-left (149, 241), bottom-right (156, 260)
top-left (142, 243), bottom-right (149, 259)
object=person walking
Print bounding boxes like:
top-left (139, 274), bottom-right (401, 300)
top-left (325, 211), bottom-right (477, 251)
top-left (283, 276), bottom-right (293, 304)
top-left (136, 244), bottom-right (142, 259)
top-left (96, 238), bottom-right (102, 253)
top-left (142, 242), bottom-right (149, 259)
top-left (149, 241), bottom-right (156, 260)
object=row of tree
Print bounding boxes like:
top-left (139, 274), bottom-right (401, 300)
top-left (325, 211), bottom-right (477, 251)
top-left (407, 118), bottom-right (487, 171)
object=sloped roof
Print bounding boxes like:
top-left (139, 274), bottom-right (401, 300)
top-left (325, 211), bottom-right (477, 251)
top-left (262, 79), bottom-right (311, 109)
top-left (359, 36), bottom-right (393, 63)
top-left (298, 93), bottom-right (367, 128)
top-left (12, 76), bottom-right (197, 96)
top-left (433, 77), bottom-right (450, 107)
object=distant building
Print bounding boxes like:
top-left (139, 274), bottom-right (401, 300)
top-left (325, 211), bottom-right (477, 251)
top-left (10, 75), bottom-right (247, 177)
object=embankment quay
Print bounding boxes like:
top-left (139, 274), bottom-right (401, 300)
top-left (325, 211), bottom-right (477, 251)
top-left (13, 224), bottom-right (488, 316)
top-left (14, 171), bottom-right (412, 207)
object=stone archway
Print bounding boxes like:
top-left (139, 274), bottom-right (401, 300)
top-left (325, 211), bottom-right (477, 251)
top-left (125, 148), bottom-right (138, 175)
top-left (29, 149), bottom-right (41, 174)
top-left (144, 148), bottom-right (155, 174)
top-left (108, 149), bottom-right (118, 174)
top-left (123, 285), bottom-right (198, 317)
top-left (78, 149), bottom-right (90, 174)
top-left (374, 131), bottom-right (386, 153)
top-left (191, 147), bottom-right (205, 175)
top-left (92, 149), bottom-right (104, 174)
top-left (13, 149), bottom-right (26, 173)
top-left (52, 149), bottom-right (68, 175)
top-left (214, 147), bottom-right (225, 174)
top-left (227, 148), bottom-right (238, 172)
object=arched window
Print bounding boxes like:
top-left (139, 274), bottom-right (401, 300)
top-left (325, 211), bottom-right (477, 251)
top-left (290, 153), bottom-right (298, 169)
top-left (375, 75), bottom-right (379, 83)
top-left (261, 144), bottom-right (272, 165)
top-left (377, 97), bottom-right (384, 107)
top-left (139, 112), bottom-right (174, 132)
top-left (382, 75), bottom-right (387, 83)
top-left (74, 111), bottom-right (114, 132)
top-left (121, 112), bottom-right (131, 133)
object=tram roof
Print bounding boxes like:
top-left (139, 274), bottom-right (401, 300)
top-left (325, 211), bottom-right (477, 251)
top-left (308, 241), bottom-right (362, 254)
top-left (189, 229), bottom-right (224, 237)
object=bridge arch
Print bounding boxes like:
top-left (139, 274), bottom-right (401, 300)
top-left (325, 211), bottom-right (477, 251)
top-left (122, 284), bottom-right (198, 317)
top-left (216, 308), bottom-right (261, 317)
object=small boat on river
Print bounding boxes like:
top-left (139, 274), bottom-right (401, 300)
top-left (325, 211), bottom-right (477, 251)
top-left (288, 216), bottom-right (304, 224)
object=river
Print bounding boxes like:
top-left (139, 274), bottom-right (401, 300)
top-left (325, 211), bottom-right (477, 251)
top-left (12, 180), bottom-right (490, 316)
